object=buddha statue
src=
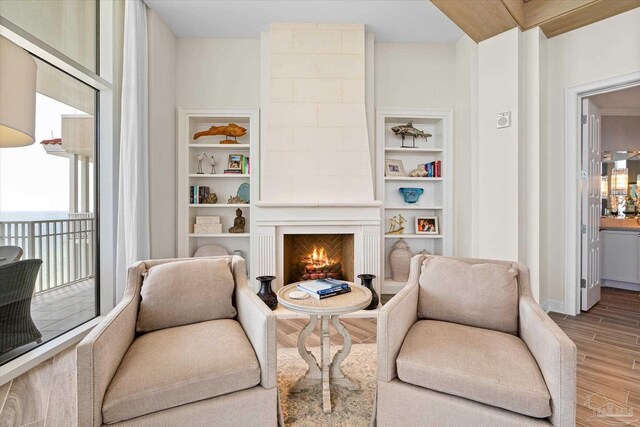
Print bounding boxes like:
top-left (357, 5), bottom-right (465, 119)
top-left (229, 208), bottom-right (245, 233)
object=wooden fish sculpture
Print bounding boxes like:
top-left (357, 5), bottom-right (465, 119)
top-left (193, 123), bottom-right (247, 144)
top-left (391, 121), bottom-right (432, 148)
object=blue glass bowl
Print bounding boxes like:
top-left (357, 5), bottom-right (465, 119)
top-left (399, 187), bottom-right (424, 204)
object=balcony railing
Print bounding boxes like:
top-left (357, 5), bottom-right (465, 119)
top-left (0, 216), bottom-right (95, 293)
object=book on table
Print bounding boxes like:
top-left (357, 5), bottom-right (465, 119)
top-left (297, 278), bottom-right (351, 299)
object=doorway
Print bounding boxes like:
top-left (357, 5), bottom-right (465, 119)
top-left (577, 83), bottom-right (640, 312)
top-left (564, 72), bottom-right (640, 316)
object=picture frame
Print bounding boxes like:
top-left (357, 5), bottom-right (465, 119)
top-left (385, 159), bottom-right (405, 176)
top-left (415, 216), bottom-right (439, 234)
top-left (228, 154), bottom-right (243, 170)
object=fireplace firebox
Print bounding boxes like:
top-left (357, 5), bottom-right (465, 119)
top-left (283, 234), bottom-right (355, 285)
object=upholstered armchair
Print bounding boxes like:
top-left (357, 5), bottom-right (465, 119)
top-left (77, 256), bottom-right (279, 427)
top-left (376, 255), bottom-right (576, 427)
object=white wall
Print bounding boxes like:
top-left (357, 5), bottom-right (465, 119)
top-left (454, 35), bottom-right (478, 258)
top-left (477, 28), bottom-right (521, 261)
top-left (374, 43), bottom-right (456, 110)
top-left (148, 9), bottom-right (177, 259)
top-left (176, 39), bottom-right (261, 108)
top-left (544, 9), bottom-right (640, 305)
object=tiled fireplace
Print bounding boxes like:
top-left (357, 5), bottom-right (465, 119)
top-left (254, 23), bottom-right (382, 300)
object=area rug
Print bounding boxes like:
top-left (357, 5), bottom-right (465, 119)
top-left (277, 344), bottom-right (376, 427)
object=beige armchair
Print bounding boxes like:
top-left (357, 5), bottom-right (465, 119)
top-left (376, 255), bottom-right (576, 427)
top-left (77, 256), bottom-right (279, 427)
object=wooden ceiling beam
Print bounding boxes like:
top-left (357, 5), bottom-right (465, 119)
top-left (430, 0), bottom-right (519, 43)
top-left (431, 0), bottom-right (639, 42)
top-left (530, 0), bottom-right (640, 38)
top-left (501, 0), bottom-right (527, 28)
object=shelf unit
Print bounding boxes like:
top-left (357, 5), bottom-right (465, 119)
top-left (177, 108), bottom-right (259, 273)
top-left (376, 109), bottom-right (453, 294)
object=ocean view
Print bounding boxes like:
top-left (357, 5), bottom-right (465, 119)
top-left (0, 211), bottom-right (73, 221)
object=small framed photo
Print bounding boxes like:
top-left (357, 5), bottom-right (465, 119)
top-left (228, 154), bottom-right (243, 170)
top-left (385, 159), bottom-right (405, 176)
top-left (415, 216), bottom-right (439, 234)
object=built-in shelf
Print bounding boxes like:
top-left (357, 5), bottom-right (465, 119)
top-left (189, 204), bottom-right (250, 208)
top-left (384, 147), bottom-right (443, 153)
top-left (385, 206), bottom-right (444, 210)
top-left (377, 109), bottom-right (452, 296)
top-left (384, 177), bottom-right (442, 181)
top-left (188, 143), bottom-right (251, 149)
top-left (178, 108), bottom-right (258, 261)
top-left (189, 233), bottom-right (250, 238)
top-left (188, 174), bottom-right (250, 178)
top-left (384, 234), bottom-right (444, 239)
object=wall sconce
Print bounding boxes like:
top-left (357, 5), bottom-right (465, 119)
top-left (0, 36), bottom-right (37, 148)
top-left (611, 168), bottom-right (628, 219)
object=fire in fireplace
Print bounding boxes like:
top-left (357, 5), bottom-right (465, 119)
top-left (299, 245), bottom-right (343, 281)
top-left (283, 234), bottom-right (354, 285)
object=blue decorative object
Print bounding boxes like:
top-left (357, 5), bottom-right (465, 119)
top-left (237, 183), bottom-right (250, 203)
top-left (399, 187), bottom-right (424, 204)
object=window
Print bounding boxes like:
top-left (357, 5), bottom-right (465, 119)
top-left (0, 2), bottom-right (102, 365)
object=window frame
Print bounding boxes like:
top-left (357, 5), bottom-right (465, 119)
top-left (0, 0), bottom-right (118, 383)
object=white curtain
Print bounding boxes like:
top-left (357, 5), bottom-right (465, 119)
top-left (116, 0), bottom-right (149, 300)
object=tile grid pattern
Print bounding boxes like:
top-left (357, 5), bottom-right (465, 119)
top-left (263, 23), bottom-right (374, 202)
top-left (1, 288), bottom-right (638, 426)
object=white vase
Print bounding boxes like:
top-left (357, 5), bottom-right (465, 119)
top-left (389, 239), bottom-right (412, 282)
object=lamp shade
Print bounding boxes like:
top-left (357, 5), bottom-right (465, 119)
top-left (0, 36), bottom-right (37, 147)
top-left (611, 168), bottom-right (628, 196)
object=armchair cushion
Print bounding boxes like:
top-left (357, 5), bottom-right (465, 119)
top-left (418, 256), bottom-right (519, 334)
top-left (136, 258), bottom-right (236, 333)
top-left (396, 320), bottom-right (551, 419)
top-left (102, 319), bottom-right (260, 424)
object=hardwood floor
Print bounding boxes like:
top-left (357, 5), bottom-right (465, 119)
top-left (549, 287), bottom-right (640, 427)
top-left (0, 287), bottom-right (637, 426)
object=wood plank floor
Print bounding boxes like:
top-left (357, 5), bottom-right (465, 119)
top-left (0, 287), bottom-right (637, 426)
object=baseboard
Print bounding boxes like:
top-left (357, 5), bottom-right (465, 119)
top-left (541, 299), bottom-right (565, 314)
top-left (602, 280), bottom-right (640, 292)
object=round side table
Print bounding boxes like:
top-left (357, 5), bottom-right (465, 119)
top-left (277, 282), bottom-right (372, 414)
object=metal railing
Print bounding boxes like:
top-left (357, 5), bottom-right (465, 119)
top-left (0, 216), bottom-right (95, 293)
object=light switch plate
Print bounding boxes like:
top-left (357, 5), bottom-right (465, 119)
top-left (497, 112), bottom-right (511, 129)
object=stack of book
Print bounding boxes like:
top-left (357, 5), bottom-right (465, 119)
top-left (190, 185), bottom-right (211, 204)
top-left (423, 160), bottom-right (441, 178)
top-left (297, 278), bottom-right (351, 299)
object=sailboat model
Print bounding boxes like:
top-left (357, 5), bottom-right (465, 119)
top-left (387, 214), bottom-right (407, 235)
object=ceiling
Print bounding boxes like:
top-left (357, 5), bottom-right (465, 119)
top-left (590, 85), bottom-right (640, 112)
top-left (143, 0), bottom-right (464, 43)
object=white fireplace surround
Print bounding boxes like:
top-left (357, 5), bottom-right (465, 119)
top-left (252, 202), bottom-right (382, 296)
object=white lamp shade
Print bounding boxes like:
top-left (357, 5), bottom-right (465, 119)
top-left (0, 36), bottom-right (37, 148)
top-left (611, 168), bottom-right (628, 196)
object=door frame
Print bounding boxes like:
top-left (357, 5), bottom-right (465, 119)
top-left (564, 71), bottom-right (640, 316)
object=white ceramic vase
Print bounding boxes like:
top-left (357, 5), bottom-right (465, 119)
top-left (389, 239), bottom-right (412, 282)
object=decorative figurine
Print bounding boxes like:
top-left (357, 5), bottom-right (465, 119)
top-left (391, 121), bottom-right (432, 148)
top-left (208, 155), bottom-right (216, 174)
top-left (228, 208), bottom-right (246, 233)
top-left (196, 152), bottom-right (207, 174)
top-left (193, 123), bottom-right (247, 144)
top-left (203, 193), bottom-right (218, 204)
top-left (387, 214), bottom-right (407, 235)
top-left (227, 195), bottom-right (245, 204)
top-left (409, 164), bottom-right (428, 177)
